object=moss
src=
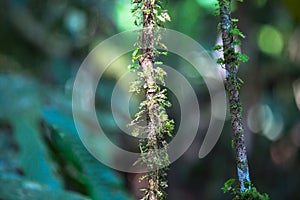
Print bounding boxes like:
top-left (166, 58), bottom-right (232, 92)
top-left (129, 0), bottom-right (172, 199)
top-left (215, 0), bottom-right (269, 197)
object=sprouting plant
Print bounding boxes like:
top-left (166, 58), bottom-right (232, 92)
top-left (128, 0), bottom-right (173, 199)
top-left (214, 0), bottom-right (269, 199)
top-left (222, 179), bottom-right (269, 200)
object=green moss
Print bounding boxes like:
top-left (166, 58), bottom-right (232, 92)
top-left (129, 1), bottom-right (172, 199)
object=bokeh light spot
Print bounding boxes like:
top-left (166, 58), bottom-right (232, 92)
top-left (247, 104), bottom-right (283, 141)
top-left (254, 0), bottom-right (267, 8)
top-left (64, 9), bottom-right (86, 35)
top-left (258, 25), bottom-right (284, 56)
top-left (270, 139), bottom-right (296, 166)
top-left (292, 79), bottom-right (300, 110)
top-left (114, 0), bottom-right (136, 31)
top-left (196, 0), bottom-right (218, 10)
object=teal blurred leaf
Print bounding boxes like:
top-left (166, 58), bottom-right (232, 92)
top-left (0, 74), bottom-right (41, 119)
top-left (0, 74), bottom-right (62, 188)
top-left (13, 118), bottom-right (63, 188)
top-left (42, 108), bottom-right (133, 200)
top-left (0, 176), bottom-right (90, 200)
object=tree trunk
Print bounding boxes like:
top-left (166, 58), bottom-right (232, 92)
top-left (218, 0), bottom-right (251, 192)
top-left (140, 1), bottom-right (164, 199)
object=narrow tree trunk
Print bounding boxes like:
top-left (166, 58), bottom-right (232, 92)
top-left (140, 1), bottom-right (164, 199)
top-left (218, 0), bottom-right (251, 191)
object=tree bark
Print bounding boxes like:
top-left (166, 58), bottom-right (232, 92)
top-left (218, 0), bottom-right (251, 191)
top-left (140, 1), bottom-right (162, 199)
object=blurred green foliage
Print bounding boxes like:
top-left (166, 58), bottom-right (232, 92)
top-left (0, 0), bottom-right (299, 199)
top-left (0, 74), bottom-right (133, 200)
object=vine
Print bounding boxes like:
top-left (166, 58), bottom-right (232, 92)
top-left (214, 0), bottom-right (269, 199)
top-left (129, 0), bottom-right (173, 200)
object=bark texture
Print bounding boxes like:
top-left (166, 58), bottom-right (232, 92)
top-left (139, 0), bottom-right (166, 199)
top-left (218, 0), bottom-right (251, 191)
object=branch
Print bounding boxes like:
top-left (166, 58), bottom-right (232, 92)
top-left (130, 0), bottom-right (172, 199)
top-left (218, 0), bottom-right (251, 192)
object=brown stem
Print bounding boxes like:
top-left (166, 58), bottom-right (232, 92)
top-left (139, 0), bottom-right (163, 199)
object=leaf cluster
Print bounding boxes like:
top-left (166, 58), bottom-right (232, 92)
top-left (222, 179), bottom-right (269, 200)
top-left (131, 0), bottom-right (171, 27)
top-left (213, 2), bottom-right (249, 84)
top-left (214, 1), bottom-right (248, 118)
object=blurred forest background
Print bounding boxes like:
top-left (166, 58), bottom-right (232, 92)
top-left (0, 0), bottom-right (300, 199)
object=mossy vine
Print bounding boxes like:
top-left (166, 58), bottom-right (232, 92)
top-left (214, 0), bottom-right (269, 199)
top-left (128, 0), bottom-right (173, 199)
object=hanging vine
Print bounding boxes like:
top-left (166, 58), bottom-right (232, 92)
top-left (214, 0), bottom-right (269, 199)
top-left (128, 0), bottom-right (173, 200)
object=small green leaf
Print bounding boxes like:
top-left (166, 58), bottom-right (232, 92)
top-left (160, 51), bottom-right (168, 56)
top-left (212, 45), bottom-right (223, 51)
top-left (164, 120), bottom-right (174, 130)
top-left (145, 9), bottom-right (151, 14)
top-left (237, 53), bottom-right (249, 63)
top-left (233, 40), bottom-right (241, 46)
top-left (217, 58), bottom-right (225, 64)
top-left (239, 32), bottom-right (246, 38)
top-left (128, 64), bottom-right (140, 71)
top-left (132, 48), bottom-right (139, 58)
top-left (222, 178), bottom-right (235, 193)
top-left (217, 23), bottom-right (222, 32)
top-left (213, 9), bottom-right (220, 16)
top-left (231, 104), bottom-right (238, 109)
top-left (230, 28), bottom-right (246, 38)
top-left (238, 77), bottom-right (244, 84)
top-left (131, 127), bottom-right (140, 137)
